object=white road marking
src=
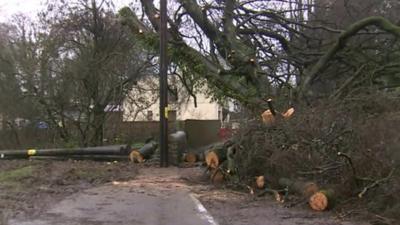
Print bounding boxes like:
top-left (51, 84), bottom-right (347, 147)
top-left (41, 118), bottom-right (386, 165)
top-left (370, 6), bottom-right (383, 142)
top-left (190, 194), bottom-right (219, 225)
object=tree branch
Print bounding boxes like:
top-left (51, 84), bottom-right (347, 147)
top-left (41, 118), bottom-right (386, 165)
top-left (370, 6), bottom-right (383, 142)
top-left (302, 16), bottom-right (400, 95)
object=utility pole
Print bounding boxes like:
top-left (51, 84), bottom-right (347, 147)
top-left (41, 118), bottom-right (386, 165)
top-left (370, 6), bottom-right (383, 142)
top-left (159, 0), bottom-right (169, 167)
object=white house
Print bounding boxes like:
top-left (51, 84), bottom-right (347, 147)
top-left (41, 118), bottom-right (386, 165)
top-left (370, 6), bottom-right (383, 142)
top-left (122, 76), bottom-right (223, 122)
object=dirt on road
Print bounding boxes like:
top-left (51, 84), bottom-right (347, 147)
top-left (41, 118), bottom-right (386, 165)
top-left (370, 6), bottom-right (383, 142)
top-left (0, 160), bottom-right (379, 225)
top-left (0, 159), bottom-right (137, 223)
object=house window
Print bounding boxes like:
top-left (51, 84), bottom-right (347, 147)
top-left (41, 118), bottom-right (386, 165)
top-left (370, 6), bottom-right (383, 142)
top-left (147, 110), bottom-right (153, 121)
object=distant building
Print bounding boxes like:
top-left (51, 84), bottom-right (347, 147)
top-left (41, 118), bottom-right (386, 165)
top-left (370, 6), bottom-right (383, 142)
top-left (122, 76), bottom-right (226, 122)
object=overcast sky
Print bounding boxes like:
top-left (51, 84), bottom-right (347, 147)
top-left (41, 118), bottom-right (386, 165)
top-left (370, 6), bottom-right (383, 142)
top-left (0, 0), bottom-right (133, 23)
top-left (0, 0), bottom-right (43, 22)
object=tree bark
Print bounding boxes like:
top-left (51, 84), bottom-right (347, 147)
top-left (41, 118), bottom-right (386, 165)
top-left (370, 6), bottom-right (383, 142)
top-left (279, 178), bottom-right (319, 198)
top-left (0, 145), bottom-right (131, 159)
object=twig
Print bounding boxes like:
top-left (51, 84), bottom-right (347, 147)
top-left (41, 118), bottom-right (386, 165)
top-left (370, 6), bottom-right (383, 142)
top-left (297, 163), bottom-right (343, 175)
top-left (284, 197), bottom-right (308, 208)
top-left (335, 209), bottom-right (362, 219)
top-left (267, 99), bottom-right (277, 116)
top-left (337, 152), bottom-right (357, 178)
top-left (358, 168), bottom-right (395, 198)
top-left (374, 214), bottom-right (396, 225)
top-left (258, 188), bottom-right (287, 203)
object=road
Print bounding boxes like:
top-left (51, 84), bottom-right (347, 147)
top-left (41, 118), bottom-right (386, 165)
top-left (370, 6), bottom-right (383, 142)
top-left (8, 167), bottom-right (216, 225)
top-left (7, 166), bottom-right (370, 225)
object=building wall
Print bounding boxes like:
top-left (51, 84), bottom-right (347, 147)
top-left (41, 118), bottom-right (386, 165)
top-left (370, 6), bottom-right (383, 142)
top-left (122, 77), bottom-right (220, 122)
top-left (175, 93), bottom-right (220, 121)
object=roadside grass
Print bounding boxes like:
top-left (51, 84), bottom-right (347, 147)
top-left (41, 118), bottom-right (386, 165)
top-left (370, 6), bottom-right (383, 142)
top-left (0, 165), bottom-right (36, 191)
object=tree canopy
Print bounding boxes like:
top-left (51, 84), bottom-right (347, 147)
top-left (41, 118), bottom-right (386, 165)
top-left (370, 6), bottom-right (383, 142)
top-left (119, 0), bottom-right (400, 110)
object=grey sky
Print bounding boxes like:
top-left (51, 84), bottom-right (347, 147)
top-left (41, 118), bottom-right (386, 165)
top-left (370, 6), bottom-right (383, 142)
top-left (0, 0), bottom-right (44, 22)
top-left (0, 0), bottom-right (133, 23)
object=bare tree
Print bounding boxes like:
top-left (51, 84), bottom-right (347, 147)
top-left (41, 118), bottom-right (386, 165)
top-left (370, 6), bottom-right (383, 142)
top-left (2, 0), bottom-right (156, 146)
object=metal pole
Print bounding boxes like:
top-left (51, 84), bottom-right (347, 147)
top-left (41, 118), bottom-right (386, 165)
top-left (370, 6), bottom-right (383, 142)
top-left (159, 0), bottom-right (169, 167)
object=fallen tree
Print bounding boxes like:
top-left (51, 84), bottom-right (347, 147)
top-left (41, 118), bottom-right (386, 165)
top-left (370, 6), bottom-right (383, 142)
top-left (0, 145), bottom-right (131, 159)
top-left (278, 178), bottom-right (319, 198)
top-left (29, 155), bottom-right (129, 161)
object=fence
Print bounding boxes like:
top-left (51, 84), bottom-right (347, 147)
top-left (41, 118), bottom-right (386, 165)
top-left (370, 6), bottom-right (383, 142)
top-left (104, 118), bottom-right (221, 148)
top-left (0, 118), bottom-right (221, 150)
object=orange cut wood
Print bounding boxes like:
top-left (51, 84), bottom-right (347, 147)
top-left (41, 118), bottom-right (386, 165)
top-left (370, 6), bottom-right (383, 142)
top-left (282, 107), bottom-right (294, 119)
top-left (205, 151), bottom-right (219, 169)
top-left (256, 176), bottom-right (265, 189)
top-left (129, 150), bottom-right (144, 163)
top-left (309, 190), bottom-right (335, 211)
top-left (183, 152), bottom-right (198, 163)
top-left (261, 109), bottom-right (275, 125)
top-left (309, 192), bottom-right (328, 211)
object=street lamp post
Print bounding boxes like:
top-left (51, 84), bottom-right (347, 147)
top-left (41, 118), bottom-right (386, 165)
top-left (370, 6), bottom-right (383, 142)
top-left (159, 0), bottom-right (169, 167)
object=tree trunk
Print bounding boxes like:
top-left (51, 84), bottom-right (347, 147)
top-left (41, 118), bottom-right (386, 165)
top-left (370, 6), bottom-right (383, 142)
top-left (90, 108), bottom-right (106, 146)
top-left (182, 152), bottom-right (198, 163)
top-left (279, 178), bottom-right (319, 198)
top-left (29, 155), bottom-right (128, 161)
top-left (0, 145), bottom-right (131, 159)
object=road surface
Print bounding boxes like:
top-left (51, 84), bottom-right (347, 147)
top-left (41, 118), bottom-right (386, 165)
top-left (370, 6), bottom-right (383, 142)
top-left (8, 167), bottom-right (216, 225)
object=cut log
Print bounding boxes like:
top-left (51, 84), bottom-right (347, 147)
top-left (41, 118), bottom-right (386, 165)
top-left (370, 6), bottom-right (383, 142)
top-left (261, 109), bottom-right (276, 125)
top-left (129, 150), bottom-right (144, 163)
top-left (30, 155), bottom-right (129, 161)
top-left (129, 141), bottom-right (158, 163)
top-left (279, 178), bottom-right (319, 198)
top-left (309, 189), bottom-right (335, 211)
top-left (205, 149), bottom-right (226, 169)
top-left (282, 107), bottom-right (295, 119)
top-left (262, 99), bottom-right (295, 124)
top-left (0, 145), bottom-right (131, 159)
top-left (205, 151), bottom-right (219, 169)
top-left (205, 144), bottom-right (227, 169)
top-left (182, 152), bottom-right (198, 163)
top-left (256, 176), bottom-right (265, 189)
